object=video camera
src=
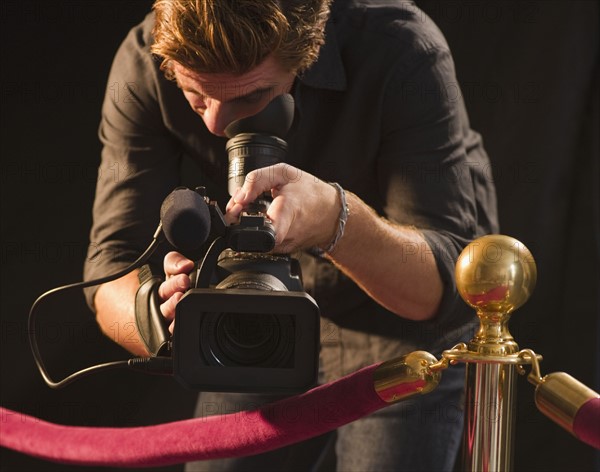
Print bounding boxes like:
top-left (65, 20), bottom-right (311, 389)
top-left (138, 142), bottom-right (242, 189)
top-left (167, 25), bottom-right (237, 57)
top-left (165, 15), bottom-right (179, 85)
top-left (161, 94), bottom-right (320, 394)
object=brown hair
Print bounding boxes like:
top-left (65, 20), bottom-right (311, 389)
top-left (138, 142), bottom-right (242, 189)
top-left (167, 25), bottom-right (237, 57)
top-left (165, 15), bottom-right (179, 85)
top-left (151, 0), bottom-right (331, 77)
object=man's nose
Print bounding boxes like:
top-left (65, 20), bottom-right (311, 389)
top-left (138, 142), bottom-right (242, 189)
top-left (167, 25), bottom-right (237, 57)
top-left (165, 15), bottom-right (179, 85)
top-left (201, 100), bottom-right (234, 137)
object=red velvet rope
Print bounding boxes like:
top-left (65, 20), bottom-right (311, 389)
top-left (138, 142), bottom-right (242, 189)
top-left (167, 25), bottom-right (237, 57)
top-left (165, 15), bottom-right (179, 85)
top-left (573, 397), bottom-right (600, 450)
top-left (0, 363), bottom-right (405, 468)
top-left (2, 364), bottom-right (598, 467)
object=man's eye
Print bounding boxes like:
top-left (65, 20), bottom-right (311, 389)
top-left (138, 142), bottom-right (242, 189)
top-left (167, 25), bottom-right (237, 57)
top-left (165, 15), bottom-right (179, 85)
top-left (240, 89), bottom-right (266, 104)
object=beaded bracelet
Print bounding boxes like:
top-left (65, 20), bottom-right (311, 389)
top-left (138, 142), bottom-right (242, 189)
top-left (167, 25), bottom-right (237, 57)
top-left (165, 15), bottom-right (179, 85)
top-left (312, 182), bottom-right (349, 257)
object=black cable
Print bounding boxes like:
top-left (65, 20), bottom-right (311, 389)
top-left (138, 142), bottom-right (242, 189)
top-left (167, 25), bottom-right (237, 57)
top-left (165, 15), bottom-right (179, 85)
top-left (194, 236), bottom-right (227, 288)
top-left (28, 224), bottom-right (173, 388)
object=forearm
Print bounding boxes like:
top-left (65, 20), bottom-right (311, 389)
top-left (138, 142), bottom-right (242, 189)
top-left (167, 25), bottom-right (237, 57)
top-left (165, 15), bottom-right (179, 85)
top-left (227, 165), bottom-right (445, 320)
top-left (328, 192), bottom-right (443, 321)
top-left (94, 270), bottom-right (150, 356)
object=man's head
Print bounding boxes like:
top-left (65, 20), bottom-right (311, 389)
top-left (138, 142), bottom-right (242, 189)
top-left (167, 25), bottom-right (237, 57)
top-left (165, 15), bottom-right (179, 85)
top-left (151, 0), bottom-right (332, 77)
top-left (151, 0), bottom-right (331, 136)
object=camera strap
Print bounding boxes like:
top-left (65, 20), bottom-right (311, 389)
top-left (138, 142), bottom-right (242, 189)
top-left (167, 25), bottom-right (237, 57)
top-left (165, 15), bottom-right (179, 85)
top-left (135, 264), bottom-right (171, 357)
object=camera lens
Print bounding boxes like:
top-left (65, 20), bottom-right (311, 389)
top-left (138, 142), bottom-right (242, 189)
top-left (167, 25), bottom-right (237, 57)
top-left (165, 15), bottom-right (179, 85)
top-left (216, 313), bottom-right (294, 367)
top-left (226, 133), bottom-right (287, 196)
top-left (199, 270), bottom-right (296, 368)
top-left (201, 312), bottom-right (295, 368)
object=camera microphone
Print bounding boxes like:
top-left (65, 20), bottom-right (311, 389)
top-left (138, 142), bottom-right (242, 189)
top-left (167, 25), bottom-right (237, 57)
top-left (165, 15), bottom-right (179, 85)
top-left (160, 188), bottom-right (211, 253)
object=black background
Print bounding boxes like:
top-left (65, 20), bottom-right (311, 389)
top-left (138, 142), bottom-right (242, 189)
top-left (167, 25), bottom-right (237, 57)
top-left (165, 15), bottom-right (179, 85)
top-left (1, 1), bottom-right (598, 471)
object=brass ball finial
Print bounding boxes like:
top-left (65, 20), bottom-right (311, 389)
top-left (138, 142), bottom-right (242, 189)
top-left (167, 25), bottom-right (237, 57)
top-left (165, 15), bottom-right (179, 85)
top-left (456, 234), bottom-right (537, 315)
top-left (454, 235), bottom-right (537, 355)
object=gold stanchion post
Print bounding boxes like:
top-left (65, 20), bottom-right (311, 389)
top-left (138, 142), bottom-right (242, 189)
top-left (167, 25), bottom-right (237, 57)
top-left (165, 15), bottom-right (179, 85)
top-left (444, 234), bottom-right (538, 471)
top-left (373, 234), bottom-right (598, 466)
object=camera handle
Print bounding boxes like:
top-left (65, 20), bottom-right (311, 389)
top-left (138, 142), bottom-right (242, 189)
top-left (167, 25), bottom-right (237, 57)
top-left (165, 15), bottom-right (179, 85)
top-left (135, 264), bottom-right (172, 357)
top-left (132, 237), bottom-right (225, 358)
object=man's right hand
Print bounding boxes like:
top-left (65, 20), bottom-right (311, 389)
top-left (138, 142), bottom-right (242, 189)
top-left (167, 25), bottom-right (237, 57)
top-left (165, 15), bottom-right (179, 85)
top-left (158, 251), bottom-right (195, 333)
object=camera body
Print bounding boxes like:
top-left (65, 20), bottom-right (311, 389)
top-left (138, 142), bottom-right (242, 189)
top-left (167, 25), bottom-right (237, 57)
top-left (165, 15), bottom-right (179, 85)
top-left (170, 94), bottom-right (321, 394)
top-left (174, 251), bottom-right (320, 393)
top-left (172, 221), bottom-right (321, 394)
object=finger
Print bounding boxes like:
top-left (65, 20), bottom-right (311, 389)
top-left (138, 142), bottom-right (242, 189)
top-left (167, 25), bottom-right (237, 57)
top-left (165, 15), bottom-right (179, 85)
top-left (160, 291), bottom-right (185, 321)
top-left (224, 202), bottom-right (244, 225)
top-left (265, 194), bottom-right (294, 246)
top-left (225, 187), bottom-right (243, 212)
top-left (225, 197), bottom-right (235, 213)
top-left (158, 273), bottom-right (190, 301)
top-left (238, 163), bottom-right (302, 205)
top-left (163, 251), bottom-right (194, 277)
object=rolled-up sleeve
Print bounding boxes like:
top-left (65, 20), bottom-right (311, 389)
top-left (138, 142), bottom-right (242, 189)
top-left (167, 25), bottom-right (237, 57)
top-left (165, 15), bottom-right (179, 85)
top-left (377, 46), bottom-right (498, 323)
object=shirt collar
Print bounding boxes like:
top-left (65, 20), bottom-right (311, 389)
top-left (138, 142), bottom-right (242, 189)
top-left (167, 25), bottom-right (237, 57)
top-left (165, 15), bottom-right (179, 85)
top-left (297, 19), bottom-right (347, 91)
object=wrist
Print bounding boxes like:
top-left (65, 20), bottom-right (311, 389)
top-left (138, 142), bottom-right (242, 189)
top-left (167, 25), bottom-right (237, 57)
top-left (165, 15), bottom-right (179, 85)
top-left (312, 182), bottom-right (349, 257)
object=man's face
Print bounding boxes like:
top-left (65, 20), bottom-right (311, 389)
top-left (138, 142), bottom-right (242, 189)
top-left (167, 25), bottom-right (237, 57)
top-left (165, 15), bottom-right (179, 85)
top-left (172, 56), bottom-right (295, 137)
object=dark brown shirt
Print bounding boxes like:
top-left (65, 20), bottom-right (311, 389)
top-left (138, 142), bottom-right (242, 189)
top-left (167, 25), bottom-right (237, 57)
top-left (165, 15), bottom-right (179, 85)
top-left (84, 1), bottom-right (498, 347)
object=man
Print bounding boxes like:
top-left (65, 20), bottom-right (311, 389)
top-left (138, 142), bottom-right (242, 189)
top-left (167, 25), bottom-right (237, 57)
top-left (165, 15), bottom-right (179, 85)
top-left (85, 0), bottom-right (498, 470)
